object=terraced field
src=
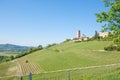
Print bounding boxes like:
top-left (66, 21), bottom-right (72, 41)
top-left (16, 57), bottom-right (41, 76)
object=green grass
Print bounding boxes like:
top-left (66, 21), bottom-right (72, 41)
top-left (0, 61), bottom-right (16, 76)
top-left (21, 64), bottom-right (120, 80)
top-left (1, 41), bottom-right (120, 80)
top-left (25, 41), bottom-right (120, 71)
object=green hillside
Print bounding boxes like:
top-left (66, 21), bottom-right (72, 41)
top-left (0, 41), bottom-right (120, 80)
top-left (26, 41), bottom-right (120, 71)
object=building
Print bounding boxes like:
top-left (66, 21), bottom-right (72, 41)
top-left (72, 30), bottom-right (89, 41)
top-left (98, 32), bottom-right (109, 38)
top-left (76, 30), bottom-right (80, 38)
top-left (81, 34), bottom-right (89, 41)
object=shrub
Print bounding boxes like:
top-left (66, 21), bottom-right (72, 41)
top-left (26, 60), bottom-right (28, 63)
top-left (116, 46), bottom-right (120, 51)
top-left (113, 38), bottom-right (120, 45)
top-left (63, 39), bottom-right (71, 43)
top-left (104, 46), bottom-right (116, 51)
top-left (54, 49), bottom-right (60, 52)
top-left (46, 43), bottom-right (57, 48)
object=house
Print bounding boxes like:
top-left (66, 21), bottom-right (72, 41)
top-left (98, 32), bottom-right (109, 38)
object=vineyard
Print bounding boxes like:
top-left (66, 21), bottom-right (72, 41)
top-left (16, 58), bottom-right (41, 76)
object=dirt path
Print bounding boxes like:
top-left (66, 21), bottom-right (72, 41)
top-left (39, 63), bottom-right (120, 73)
top-left (16, 60), bottom-right (23, 77)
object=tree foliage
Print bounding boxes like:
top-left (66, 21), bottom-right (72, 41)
top-left (45, 43), bottom-right (57, 48)
top-left (96, 0), bottom-right (120, 36)
top-left (96, 0), bottom-right (120, 51)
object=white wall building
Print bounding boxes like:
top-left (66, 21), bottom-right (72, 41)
top-left (98, 32), bottom-right (109, 38)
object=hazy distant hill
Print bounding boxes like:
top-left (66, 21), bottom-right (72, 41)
top-left (0, 44), bottom-right (32, 53)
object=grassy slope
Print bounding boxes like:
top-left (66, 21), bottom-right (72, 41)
top-left (24, 41), bottom-right (120, 72)
top-left (1, 41), bottom-right (120, 80)
top-left (0, 61), bottom-right (16, 76)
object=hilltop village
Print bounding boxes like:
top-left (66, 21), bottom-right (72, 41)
top-left (71, 30), bottom-right (109, 42)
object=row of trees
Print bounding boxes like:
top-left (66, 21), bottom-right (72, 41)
top-left (0, 45), bottom-right (43, 63)
top-left (1, 43), bottom-right (58, 63)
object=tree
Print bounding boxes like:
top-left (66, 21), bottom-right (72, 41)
top-left (96, 0), bottom-right (120, 36)
top-left (64, 39), bottom-right (71, 43)
top-left (10, 55), bottom-right (14, 60)
top-left (37, 45), bottom-right (43, 50)
top-left (96, 0), bottom-right (120, 51)
top-left (45, 43), bottom-right (57, 48)
top-left (94, 31), bottom-right (99, 39)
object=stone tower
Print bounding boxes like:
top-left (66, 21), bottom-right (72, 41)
top-left (76, 30), bottom-right (80, 38)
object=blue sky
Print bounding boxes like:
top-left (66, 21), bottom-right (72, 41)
top-left (0, 0), bottom-right (108, 46)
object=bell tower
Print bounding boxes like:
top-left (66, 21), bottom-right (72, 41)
top-left (76, 30), bottom-right (80, 38)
